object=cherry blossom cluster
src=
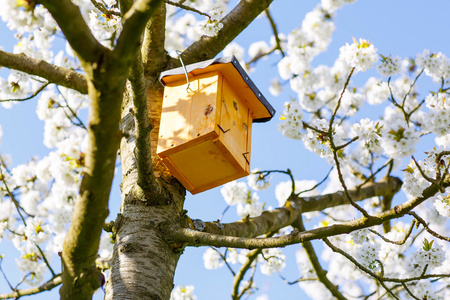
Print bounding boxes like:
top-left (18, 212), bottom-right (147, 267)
top-left (202, 245), bottom-right (287, 277)
top-left (196, 8), bottom-right (224, 37)
top-left (416, 50), bottom-right (450, 83)
top-left (339, 38), bottom-right (378, 72)
top-left (402, 147), bottom-right (450, 198)
top-left (220, 181), bottom-right (263, 218)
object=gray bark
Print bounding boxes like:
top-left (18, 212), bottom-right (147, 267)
top-left (104, 89), bottom-right (186, 300)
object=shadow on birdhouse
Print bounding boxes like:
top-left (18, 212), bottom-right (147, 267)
top-left (157, 56), bottom-right (275, 194)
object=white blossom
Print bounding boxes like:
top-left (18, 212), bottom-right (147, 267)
top-left (434, 193), bottom-right (450, 218)
top-left (99, 233), bottom-right (114, 259)
top-left (425, 92), bottom-right (450, 136)
top-left (223, 42), bottom-right (245, 61)
top-left (197, 8), bottom-right (224, 37)
top-left (356, 242), bottom-right (380, 271)
top-left (248, 41), bottom-right (270, 59)
top-left (407, 240), bottom-right (446, 276)
top-left (275, 180), bottom-right (319, 207)
top-left (339, 38), bottom-right (378, 72)
top-left (350, 228), bottom-right (370, 245)
top-left (220, 181), bottom-right (249, 205)
top-left (416, 50), bottom-right (450, 83)
top-left (380, 118), bottom-right (419, 159)
top-left (247, 169), bottom-right (270, 191)
top-left (170, 285), bottom-right (197, 300)
top-left (236, 192), bottom-right (264, 218)
top-left (364, 77), bottom-right (390, 105)
top-left (260, 248), bottom-right (286, 275)
top-left (268, 78), bottom-right (283, 97)
top-left (376, 55), bottom-right (402, 77)
top-left (202, 247), bottom-right (223, 269)
top-left (278, 100), bottom-right (303, 140)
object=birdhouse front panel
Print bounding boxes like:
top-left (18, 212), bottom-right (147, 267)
top-left (157, 71), bottom-right (221, 156)
top-left (157, 56), bottom-right (275, 194)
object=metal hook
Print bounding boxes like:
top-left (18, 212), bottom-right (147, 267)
top-left (175, 50), bottom-right (194, 93)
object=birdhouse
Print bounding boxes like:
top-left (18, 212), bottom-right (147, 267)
top-left (157, 56), bottom-right (275, 194)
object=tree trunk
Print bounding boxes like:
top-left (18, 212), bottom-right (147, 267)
top-left (104, 199), bottom-right (184, 300)
top-left (104, 85), bottom-right (186, 300)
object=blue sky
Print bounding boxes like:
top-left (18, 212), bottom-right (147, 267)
top-left (1, 0), bottom-right (450, 299)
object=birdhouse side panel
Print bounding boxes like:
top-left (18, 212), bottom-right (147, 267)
top-left (212, 63), bottom-right (271, 121)
top-left (218, 77), bottom-right (251, 171)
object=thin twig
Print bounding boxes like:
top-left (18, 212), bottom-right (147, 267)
top-left (411, 156), bottom-right (442, 192)
top-left (0, 257), bottom-right (14, 291)
top-left (407, 211), bottom-right (450, 242)
top-left (56, 86), bottom-right (87, 129)
top-left (265, 8), bottom-right (284, 57)
top-left (327, 67), bottom-right (371, 217)
top-left (90, 0), bottom-right (121, 16)
top-left (278, 273), bottom-right (318, 285)
top-left (401, 68), bottom-right (424, 109)
top-left (0, 83), bottom-right (50, 102)
top-left (0, 166), bottom-right (27, 225)
top-left (331, 141), bottom-right (371, 218)
top-left (328, 67), bottom-right (355, 133)
top-left (253, 169), bottom-right (295, 198)
top-left (36, 244), bottom-right (56, 277)
top-left (401, 282), bottom-right (420, 300)
top-left (0, 274), bottom-right (62, 299)
top-left (436, 151), bottom-right (450, 185)
top-left (164, 0), bottom-right (209, 17)
top-left (324, 238), bottom-right (400, 300)
top-left (296, 166), bottom-right (333, 197)
top-left (211, 247), bottom-right (236, 276)
top-left (219, 205), bottom-right (231, 222)
top-left (368, 219), bottom-right (415, 245)
top-left (335, 136), bottom-right (359, 151)
top-left (231, 232), bottom-right (276, 300)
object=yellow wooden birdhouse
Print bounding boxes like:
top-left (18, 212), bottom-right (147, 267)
top-left (157, 56), bottom-right (275, 194)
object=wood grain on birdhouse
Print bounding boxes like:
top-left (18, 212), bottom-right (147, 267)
top-left (157, 56), bottom-right (275, 194)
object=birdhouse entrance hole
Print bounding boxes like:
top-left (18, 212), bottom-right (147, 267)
top-left (157, 56), bottom-right (275, 194)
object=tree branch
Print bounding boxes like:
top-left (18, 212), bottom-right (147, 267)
top-left (167, 0), bottom-right (275, 67)
top-left (142, 2), bottom-right (169, 76)
top-left (231, 248), bottom-right (261, 300)
top-left (37, 0), bottom-right (107, 63)
top-left (128, 49), bottom-right (156, 193)
top-left (0, 274), bottom-right (62, 299)
top-left (0, 50), bottom-right (88, 94)
top-left (114, 0), bottom-right (165, 64)
top-left (323, 238), bottom-right (400, 300)
top-left (140, 2), bottom-right (172, 159)
top-left (168, 175), bottom-right (448, 249)
top-left (292, 217), bottom-right (347, 300)
top-left (186, 177), bottom-right (402, 239)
